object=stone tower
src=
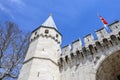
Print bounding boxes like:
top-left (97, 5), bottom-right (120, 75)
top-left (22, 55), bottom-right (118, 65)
top-left (18, 15), bottom-right (62, 80)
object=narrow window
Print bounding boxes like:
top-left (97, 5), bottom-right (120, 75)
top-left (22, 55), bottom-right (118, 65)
top-left (87, 38), bottom-right (89, 41)
top-left (35, 31), bottom-right (37, 35)
top-left (31, 39), bottom-right (33, 42)
top-left (45, 29), bottom-right (49, 34)
top-left (56, 34), bottom-right (59, 38)
top-left (37, 72), bottom-right (40, 77)
top-left (65, 56), bottom-right (68, 63)
top-left (37, 34), bottom-right (39, 37)
top-left (115, 26), bottom-right (118, 29)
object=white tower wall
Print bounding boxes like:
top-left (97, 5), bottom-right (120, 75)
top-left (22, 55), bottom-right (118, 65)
top-left (18, 15), bottom-right (62, 80)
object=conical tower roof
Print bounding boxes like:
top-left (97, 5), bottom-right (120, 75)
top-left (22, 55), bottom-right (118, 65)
top-left (42, 14), bottom-right (57, 30)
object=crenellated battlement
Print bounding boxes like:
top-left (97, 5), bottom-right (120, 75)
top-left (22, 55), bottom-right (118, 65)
top-left (19, 15), bottom-right (120, 80)
top-left (30, 26), bottom-right (62, 44)
top-left (58, 20), bottom-right (120, 71)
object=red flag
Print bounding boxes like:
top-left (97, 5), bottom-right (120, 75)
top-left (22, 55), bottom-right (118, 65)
top-left (99, 16), bottom-right (108, 25)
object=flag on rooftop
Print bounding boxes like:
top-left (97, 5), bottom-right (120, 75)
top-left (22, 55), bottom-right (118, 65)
top-left (99, 16), bottom-right (108, 25)
top-left (98, 15), bottom-right (111, 32)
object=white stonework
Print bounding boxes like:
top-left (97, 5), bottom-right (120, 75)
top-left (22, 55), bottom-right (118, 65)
top-left (18, 15), bottom-right (120, 80)
top-left (18, 15), bottom-right (61, 80)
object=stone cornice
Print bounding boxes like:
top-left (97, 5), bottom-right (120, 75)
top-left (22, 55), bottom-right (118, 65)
top-left (23, 57), bottom-right (58, 66)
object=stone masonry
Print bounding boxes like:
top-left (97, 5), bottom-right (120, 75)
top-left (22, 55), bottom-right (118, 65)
top-left (18, 15), bottom-right (120, 80)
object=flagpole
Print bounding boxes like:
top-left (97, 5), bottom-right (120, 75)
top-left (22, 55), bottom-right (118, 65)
top-left (104, 24), bottom-right (111, 33)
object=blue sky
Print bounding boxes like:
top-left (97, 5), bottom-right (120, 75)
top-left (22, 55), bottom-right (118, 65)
top-left (0, 0), bottom-right (120, 46)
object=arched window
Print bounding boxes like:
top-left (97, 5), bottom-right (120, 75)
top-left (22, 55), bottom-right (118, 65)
top-left (109, 40), bottom-right (113, 46)
top-left (76, 50), bottom-right (80, 64)
top-left (59, 58), bottom-right (63, 72)
top-left (76, 50), bottom-right (80, 58)
top-left (82, 47), bottom-right (88, 56)
top-left (82, 47), bottom-right (87, 53)
top-left (110, 35), bottom-right (118, 45)
top-left (65, 56), bottom-right (69, 63)
top-left (37, 34), bottom-right (39, 38)
top-left (45, 29), bottom-right (49, 34)
top-left (95, 41), bottom-right (101, 47)
top-left (95, 41), bottom-right (102, 51)
top-left (103, 38), bottom-right (109, 48)
top-left (88, 45), bottom-right (94, 55)
top-left (60, 58), bottom-right (63, 65)
top-left (56, 34), bottom-right (59, 38)
top-left (70, 53), bottom-right (76, 66)
top-left (70, 53), bottom-right (74, 60)
top-left (35, 31), bottom-right (37, 35)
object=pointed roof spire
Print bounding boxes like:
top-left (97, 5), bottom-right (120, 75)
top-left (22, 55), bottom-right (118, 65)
top-left (42, 14), bottom-right (57, 30)
top-left (50, 13), bottom-right (52, 16)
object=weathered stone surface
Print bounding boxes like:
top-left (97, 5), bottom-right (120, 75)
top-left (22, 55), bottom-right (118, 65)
top-left (18, 16), bottom-right (120, 80)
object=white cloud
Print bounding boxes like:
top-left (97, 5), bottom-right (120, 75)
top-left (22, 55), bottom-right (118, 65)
top-left (0, 0), bottom-right (26, 19)
top-left (0, 3), bottom-right (15, 19)
top-left (0, 3), bottom-right (8, 12)
top-left (8, 0), bottom-right (25, 7)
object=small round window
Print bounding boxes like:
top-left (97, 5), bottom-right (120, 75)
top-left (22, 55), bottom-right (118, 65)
top-left (45, 29), bottom-right (49, 34)
top-left (35, 31), bottom-right (37, 35)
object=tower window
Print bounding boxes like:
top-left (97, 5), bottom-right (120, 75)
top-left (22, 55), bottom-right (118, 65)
top-left (87, 38), bottom-right (89, 41)
top-left (31, 39), bottom-right (33, 42)
top-left (45, 29), bottom-right (49, 34)
top-left (35, 31), bottom-right (37, 35)
top-left (115, 26), bottom-right (118, 29)
top-left (56, 34), bottom-right (59, 38)
top-left (37, 72), bottom-right (40, 77)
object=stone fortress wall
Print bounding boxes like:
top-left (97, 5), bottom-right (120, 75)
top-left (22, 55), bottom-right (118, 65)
top-left (18, 15), bottom-right (120, 80)
top-left (58, 21), bottom-right (120, 80)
